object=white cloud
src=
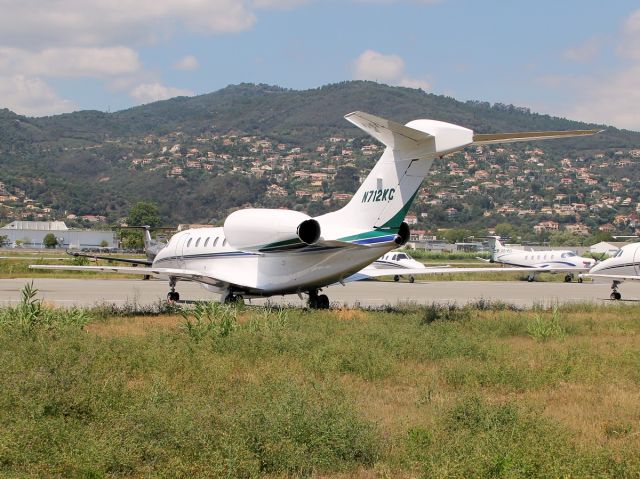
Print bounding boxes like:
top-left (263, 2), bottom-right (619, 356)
top-left (618, 9), bottom-right (640, 60)
top-left (546, 10), bottom-right (640, 130)
top-left (0, 0), bottom-right (259, 49)
top-left (0, 47), bottom-right (140, 77)
top-left (130, 82), bottom-right (194, 104)
top-left (252, 0), bottom-right (309, 9)
top-left (352, 50), bottom-right (405, 82)
top-left (565, 66), bottom-right (640, 130)
top-left (563, 36), bottom-right (604, 63)
top-left (352, 49), bottom-right (431, 90)
top-left (0, 75), bottom-right (75, 116)
top-left (173, 55), bottom-right (199, 71)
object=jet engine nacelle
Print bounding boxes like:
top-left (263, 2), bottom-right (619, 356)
top-left (395, 222), bottom-right (410, 246)
top-left (223, 208), bottom-right (321, 251)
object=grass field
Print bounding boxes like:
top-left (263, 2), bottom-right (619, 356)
top-left (1, 287), bottom-right (639, 478)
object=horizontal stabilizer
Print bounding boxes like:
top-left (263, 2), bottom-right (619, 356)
top-left (345, 111), bottom-right (433, 150)
top-left (473, 129), bottom-right (601, 145)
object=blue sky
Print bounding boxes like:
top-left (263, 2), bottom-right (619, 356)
top-left (1, 0), bottom-right (640, 129)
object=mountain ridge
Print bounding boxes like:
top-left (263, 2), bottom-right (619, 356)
top-left (0, 81), bottom-right (638, 231)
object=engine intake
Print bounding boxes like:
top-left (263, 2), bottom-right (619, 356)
top-left (394, 222), bottom-right (410, 246)
top-left (224, 209), bottom-right (321, 251)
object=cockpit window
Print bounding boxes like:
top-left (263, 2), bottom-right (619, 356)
top-left (561, 252), bottom-right (576, 258)
top-left (396, 253), bottom-right (408, 260)
top-left (614, 249), bottom-right (624, 258)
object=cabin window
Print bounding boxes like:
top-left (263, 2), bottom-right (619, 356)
top-left (223, 239), bottom-right (228, 247)
top-left (392, 254), bottom-right (397, 261)
top-left (525, 255), bottom-right (528, 260)
top-left (187, 238), bottom-right (192, 247)
top-left (204, 237), bottom-right (210, 247)
top-left (195, 238), bottom-right (201, 247)
top-left (213, 237), bottom-right (219, 247)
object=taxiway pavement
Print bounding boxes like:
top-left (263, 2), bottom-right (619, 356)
top-left (1, 277), bottom-right (637, 308)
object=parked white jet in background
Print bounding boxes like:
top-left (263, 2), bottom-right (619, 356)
top-left (486, 237), bottom-right (596, 282)
top-left (366, 251), bottom-right (431, 282)
top-left (31, 112), bottom-right (599, 308)
top-left (580, 242), bottom-right (640, 300)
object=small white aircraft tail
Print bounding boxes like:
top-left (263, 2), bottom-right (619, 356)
top-left (486, 236), bottom-right (505, 262)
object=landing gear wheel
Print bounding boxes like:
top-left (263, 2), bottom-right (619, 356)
top-left (317, 294), bottom-right (330, 309)
top-left (578, 277), bottom-right (583, 284)
top-left (610, 280), bottom-right (622, 301)
top-left (564, 274), bottom-right (573, 283)
top-left (307, 290), bottom-right (330, 309)
top-left (409, 275), bottom-right (415, 284)
top-left (527, 275), bottom-right (535, 282)
top-left (167, 277), bottom-right (179, 302)
top-left (223, 293), bottom-right (244, 305)
top-left (394, 275), bottom-right (400, 282)
top-left (167, 291), bottom-right (179, 302)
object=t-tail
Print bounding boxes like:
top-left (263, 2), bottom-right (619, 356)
top-left (486, 236), bottom-right (505, 262)
top-left (315, 111), bottom-right (600, 245)
top-left (316, 111), bottom-right (475, 244)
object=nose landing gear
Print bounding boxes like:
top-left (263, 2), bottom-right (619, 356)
top-left (167, 277), bottom-right (179, 302)
top-left (610, 280), bottom-right (622, 301)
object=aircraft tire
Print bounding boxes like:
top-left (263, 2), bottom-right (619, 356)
top-left (409, 276), bottom-right (415, 283)
top-left (394, 275), bottom-right (400, 282)
top-left (317, 294), bottom-right (330, 309)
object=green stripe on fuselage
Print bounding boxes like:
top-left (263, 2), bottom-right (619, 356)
top-left (380, 189), bottom-right (420, 229)
top-left (337, 189), bottom-right (421, 242)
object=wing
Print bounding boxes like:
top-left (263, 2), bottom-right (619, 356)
top-left (344, 266), bottom-right (544, 282)
top-left (67, 251), bottom-right (152, 266)
top-left (29, 264), bottom-right (239, 290)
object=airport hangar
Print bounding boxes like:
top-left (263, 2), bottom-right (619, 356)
top-left (0, 221), bottom-right (116, 249)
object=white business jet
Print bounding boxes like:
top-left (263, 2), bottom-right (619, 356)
top-left (362, 251), bottom-right (445, 283)
top-left (486, 237), bottom-right (596, 282)
top-left (580, 242), bottom-right (640, 300)
top-left (31, 112), bottom-right (598, 308)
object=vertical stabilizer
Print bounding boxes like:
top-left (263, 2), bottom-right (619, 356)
top-left (316, 111), bottom-right (473, 241)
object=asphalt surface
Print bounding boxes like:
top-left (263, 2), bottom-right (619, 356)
top-left (1, 277), bottom-right (638, 308)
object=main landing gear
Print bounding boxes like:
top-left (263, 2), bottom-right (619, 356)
top-left (307, 289), bottom-right (330, 309)
top-left (223, 292), bottom-right (244, 305)
top-left (167, 277), bottom-right (180, 302)
top-left (610, 280), bottom-right (622, 301)
top-left (394, 275), bottom-right (415, 283)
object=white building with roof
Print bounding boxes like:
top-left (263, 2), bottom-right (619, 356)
top-left (1, 221), bottom-right (115, 249)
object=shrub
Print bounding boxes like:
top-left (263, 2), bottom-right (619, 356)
top-left (180, 301), bottom-right (238, 341)
top-left (527, 306), bottom-right (566, 342)
top-left (0, 282), bottom-right (91, 333)
top-left (420, 303), bottom-right (471, 324)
